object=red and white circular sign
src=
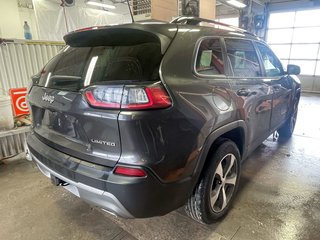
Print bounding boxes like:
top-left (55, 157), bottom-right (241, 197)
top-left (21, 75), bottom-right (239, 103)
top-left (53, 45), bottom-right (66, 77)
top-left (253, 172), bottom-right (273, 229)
top-left (9, 88), bottom-right (30, 116)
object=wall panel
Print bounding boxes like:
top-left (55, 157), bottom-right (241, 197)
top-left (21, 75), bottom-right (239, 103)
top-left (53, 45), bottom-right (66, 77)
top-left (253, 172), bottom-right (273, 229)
top-left (0, 40), bottom-right (64, 95)
top-left (0, 126), bottom-right (30, 160)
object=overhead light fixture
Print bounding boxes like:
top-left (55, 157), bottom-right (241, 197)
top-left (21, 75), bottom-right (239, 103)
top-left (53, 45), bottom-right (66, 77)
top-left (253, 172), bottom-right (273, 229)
top-left (226, 0), bottom-right (246, 8)
top-left (86, 1), bottom-right (116, 9)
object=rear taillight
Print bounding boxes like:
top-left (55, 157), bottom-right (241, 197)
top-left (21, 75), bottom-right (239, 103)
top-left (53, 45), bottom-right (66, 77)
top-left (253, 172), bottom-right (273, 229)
top-left (84, 83), bottom-right (171, 110)
top-left (121, 85), bottom-right (171, 110)
top-left (114, 166), bottom-right (147, 177)
top-left (85, 86), bottom-right (122, 109)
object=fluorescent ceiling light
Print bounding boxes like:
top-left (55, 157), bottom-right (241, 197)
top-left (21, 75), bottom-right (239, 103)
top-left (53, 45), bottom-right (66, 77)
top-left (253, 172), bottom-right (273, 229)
top-left (104, 11), bottom-right (117, 16)
top-left (86, 1), bottom-right (116, 9)
top-left (226, 0), bottom-right (246, 8)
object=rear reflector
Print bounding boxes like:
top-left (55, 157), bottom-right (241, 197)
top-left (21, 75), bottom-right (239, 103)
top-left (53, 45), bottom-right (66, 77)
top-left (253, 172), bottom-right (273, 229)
top-left (75, 26), bottom-right (99, 32)
top-left (84, 83), bottom-right (171, 110)
top-left (114, 166), bottom-right (147, 177)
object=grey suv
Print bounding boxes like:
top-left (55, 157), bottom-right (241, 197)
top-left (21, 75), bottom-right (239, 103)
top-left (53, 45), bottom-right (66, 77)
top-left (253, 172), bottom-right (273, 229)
top-left (26, 17), bottom-right (301, 224)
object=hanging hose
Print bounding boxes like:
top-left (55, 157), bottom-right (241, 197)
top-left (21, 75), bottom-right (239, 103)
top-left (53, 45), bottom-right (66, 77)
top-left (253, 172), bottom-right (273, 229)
top-left (126, 0), bottom-right (134, 23)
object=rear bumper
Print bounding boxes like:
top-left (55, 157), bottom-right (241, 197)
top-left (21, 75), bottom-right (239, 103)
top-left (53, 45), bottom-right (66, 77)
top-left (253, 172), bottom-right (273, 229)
top-left (32, 152), bottom-right (133, 218)
top-left (27, 133), bottom-right (193, 218)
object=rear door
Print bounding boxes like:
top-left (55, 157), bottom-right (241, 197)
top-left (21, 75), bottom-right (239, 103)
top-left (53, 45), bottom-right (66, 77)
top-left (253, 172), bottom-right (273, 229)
top-left (29, 47), bottom-right (123, 167)
top-left (28, 27), bottom-right (173, 167)
top-left (224, 38), bottom-right (273, 151)
top-left (254, 42), bottom-right (293, 131)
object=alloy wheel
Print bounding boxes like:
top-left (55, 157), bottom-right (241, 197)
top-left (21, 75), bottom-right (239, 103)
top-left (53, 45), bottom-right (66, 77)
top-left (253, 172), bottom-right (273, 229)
top-left (210, 153), bottom-right (238, 213)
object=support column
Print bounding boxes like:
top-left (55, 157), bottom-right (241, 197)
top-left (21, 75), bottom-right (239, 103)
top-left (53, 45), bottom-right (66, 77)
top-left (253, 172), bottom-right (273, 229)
top-left (151, 0), bottom-right (178, 22)
top-left (199, 0), bottom-right (216, 20)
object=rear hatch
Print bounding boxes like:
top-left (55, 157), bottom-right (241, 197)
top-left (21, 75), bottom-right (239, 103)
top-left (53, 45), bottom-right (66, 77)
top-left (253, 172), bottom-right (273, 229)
top-left (28, 24), bottom-right (177, 167)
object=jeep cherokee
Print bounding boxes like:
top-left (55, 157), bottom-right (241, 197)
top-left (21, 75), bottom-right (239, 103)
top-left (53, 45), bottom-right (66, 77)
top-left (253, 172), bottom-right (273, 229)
top-left (26, 17), bottom-right (301, 224)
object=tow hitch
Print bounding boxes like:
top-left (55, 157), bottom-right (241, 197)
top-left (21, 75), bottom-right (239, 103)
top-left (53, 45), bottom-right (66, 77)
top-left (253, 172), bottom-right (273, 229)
top-left (50, 174), bottom-right (69, 186)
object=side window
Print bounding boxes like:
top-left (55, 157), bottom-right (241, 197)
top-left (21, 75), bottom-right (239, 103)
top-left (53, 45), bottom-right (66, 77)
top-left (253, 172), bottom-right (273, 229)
top-left (256, 43), bottom-right (284, 77)
top-left (195, 38), bottom-right (224, 75)
top-left (225, 39), bottom-right (262, 77)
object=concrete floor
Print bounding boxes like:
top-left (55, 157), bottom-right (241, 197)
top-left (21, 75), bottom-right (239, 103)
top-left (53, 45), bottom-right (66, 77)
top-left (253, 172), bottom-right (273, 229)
top-left (1, 93), bottom-right (320, 240)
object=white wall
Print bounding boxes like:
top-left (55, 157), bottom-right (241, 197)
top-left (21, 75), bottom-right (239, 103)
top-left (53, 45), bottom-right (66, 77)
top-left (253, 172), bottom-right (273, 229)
top-left (0, 0), bottom-right (22, 38)
top-left (299, 75), bottom-right (320, 93)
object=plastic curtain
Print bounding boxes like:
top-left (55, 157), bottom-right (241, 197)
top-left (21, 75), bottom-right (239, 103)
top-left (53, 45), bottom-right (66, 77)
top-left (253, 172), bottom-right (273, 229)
top-left (33, 0), bottom-right (132, 41)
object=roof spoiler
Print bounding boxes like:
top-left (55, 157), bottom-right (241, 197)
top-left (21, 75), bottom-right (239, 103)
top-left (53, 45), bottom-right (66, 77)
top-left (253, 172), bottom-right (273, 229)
top-left (63, 25), bottom-right (176, 54)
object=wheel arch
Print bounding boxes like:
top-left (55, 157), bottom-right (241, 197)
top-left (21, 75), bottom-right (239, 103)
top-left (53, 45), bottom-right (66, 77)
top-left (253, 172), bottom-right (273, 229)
top-left (292, 87), bottom-right (301, 114)
top-left (192, 120), bottom-right (247, 186)
top-left (186, 122), bottom-right (246, 223)
top-left (295, 87), bottom-right (301, 97)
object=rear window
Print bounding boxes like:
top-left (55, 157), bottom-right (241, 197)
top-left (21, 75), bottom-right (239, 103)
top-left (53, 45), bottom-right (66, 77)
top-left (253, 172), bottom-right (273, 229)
top-left (38, 42), bottom-right (162, 91)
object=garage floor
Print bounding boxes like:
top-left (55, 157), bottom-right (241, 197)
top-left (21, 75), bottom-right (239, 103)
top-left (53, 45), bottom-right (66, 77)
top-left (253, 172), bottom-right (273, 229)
top-left (1, 93), bottom-right (320, 240)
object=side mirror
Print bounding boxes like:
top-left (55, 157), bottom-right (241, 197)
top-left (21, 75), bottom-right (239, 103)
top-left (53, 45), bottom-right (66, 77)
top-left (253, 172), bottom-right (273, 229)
top-left (287, 64), bottom-right (300, 75)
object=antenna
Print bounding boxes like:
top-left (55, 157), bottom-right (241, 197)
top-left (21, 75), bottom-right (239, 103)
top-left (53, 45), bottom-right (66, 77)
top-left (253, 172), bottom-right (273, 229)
top-left (126, 0), bottom-right (134, 23)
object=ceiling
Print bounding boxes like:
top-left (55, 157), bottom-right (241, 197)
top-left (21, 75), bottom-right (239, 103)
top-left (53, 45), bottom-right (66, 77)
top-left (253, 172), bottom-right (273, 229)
top-left (216, 0), bottom-right (317, 17)
top-left (18, 0), bottom-right (319, 18)
top-left (19, 0), bottom-right (130, 15)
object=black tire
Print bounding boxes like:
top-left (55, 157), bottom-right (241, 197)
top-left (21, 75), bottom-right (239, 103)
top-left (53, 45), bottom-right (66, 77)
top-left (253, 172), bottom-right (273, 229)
top-left (277, 96), bottom-right (299, 140)
top-left (185, 139), bottom-right (241, 224)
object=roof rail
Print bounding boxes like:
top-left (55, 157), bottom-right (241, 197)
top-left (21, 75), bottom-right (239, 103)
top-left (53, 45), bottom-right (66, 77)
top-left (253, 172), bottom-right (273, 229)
top-left (170, 16), bottom-right (256, 37)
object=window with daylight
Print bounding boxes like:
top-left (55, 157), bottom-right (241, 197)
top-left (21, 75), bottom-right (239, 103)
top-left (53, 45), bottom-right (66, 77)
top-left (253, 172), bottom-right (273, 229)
top-left (217, 17), bottom-right (239, 27)
top-left (267, 9), bottom-right (320, 75)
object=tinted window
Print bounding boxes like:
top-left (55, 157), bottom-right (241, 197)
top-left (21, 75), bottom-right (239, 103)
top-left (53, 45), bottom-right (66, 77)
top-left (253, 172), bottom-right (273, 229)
top-left (195, 38), bottom-right (224, 75)
top-left (53, 47), bottom-right (90, 77)
top-left (256, 43), bottom-right (284, 77)
top-left (38, 42), bottom-right (162, 91)
top-left (225, 39), bottom-right (262, 77)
